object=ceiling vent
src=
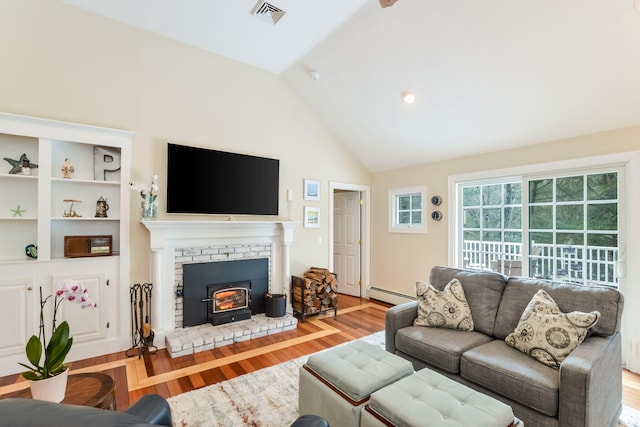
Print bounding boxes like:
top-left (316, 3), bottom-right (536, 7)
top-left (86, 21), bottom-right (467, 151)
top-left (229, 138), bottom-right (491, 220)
top-left (251, 1), bottom-right (286, 25)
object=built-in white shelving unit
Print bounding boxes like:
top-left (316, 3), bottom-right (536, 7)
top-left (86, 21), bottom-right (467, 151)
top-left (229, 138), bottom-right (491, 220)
top-left (0, 112), bottom-right (133, 376)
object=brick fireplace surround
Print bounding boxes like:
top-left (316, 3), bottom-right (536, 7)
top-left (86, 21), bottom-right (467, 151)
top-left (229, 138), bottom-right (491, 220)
top-left (142, 220), bottom-right (297, 355)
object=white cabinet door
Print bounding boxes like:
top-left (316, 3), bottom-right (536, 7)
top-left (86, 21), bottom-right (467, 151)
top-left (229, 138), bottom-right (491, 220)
top-left (52, 273), bottom-right (106, 343)
top-left (0, 278), bottom-right (34, 357)
top-left (50, 255), bottom-right (119, 345)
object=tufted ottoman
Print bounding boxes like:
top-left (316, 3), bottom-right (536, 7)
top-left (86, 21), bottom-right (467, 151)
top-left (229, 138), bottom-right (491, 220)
top-left (361, 368), bottom-right (521, 427)
top-left (299, 340), bottom-right (414, 427)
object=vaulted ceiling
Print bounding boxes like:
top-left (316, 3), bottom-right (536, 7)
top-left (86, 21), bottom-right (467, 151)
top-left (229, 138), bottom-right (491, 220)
top-left (58, 0), bottom-right (640, 172)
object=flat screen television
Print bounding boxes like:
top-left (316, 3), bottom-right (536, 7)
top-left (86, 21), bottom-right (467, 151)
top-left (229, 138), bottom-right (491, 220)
top-left (167, 143), bottom-right (279, 215)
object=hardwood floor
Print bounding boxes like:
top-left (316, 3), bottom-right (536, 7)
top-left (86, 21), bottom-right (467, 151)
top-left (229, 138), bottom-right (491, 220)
top-left (624, 369), bottom-right (640, 409)
top-left (0, 295), bottom-right (388, 410)
top-left (1, 294), bottom-right (639, 413)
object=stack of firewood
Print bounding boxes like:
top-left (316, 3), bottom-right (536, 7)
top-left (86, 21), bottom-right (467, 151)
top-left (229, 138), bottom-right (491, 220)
top-left (292, 267), bottom-right (338, 316)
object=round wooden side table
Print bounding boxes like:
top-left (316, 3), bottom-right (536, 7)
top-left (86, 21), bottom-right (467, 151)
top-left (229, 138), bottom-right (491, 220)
top-left (3, 372), bottom-right (116, 410)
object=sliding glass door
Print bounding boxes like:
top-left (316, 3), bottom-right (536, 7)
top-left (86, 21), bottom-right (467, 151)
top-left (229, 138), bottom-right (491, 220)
top-left (527, 168), bottom-right (620, 287)
top-left (457, 166), bottom-right (623, 288)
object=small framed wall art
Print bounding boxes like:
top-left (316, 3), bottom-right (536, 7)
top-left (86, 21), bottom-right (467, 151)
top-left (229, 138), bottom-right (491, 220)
top-left (304, 207), bottom-right (320, 228)
top-left (304, 179), bottom-right (320, 201)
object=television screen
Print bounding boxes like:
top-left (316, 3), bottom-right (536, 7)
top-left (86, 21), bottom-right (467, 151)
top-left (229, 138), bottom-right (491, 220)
top-left (167, 143), bottom-right (279, 215)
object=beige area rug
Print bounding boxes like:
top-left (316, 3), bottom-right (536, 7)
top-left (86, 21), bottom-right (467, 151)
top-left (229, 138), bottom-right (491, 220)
top-left (168, 331), bottom-right (639, 427)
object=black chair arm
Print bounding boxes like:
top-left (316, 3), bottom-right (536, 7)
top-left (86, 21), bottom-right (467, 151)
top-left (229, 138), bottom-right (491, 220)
top-left (125, 394), bottom-right (172, 426)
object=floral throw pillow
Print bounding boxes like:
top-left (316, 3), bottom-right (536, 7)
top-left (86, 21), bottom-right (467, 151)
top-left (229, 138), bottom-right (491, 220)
top-left (414, 278), bottom-right (474, 331)
top-left (505, 289), bottom-right (601, 369)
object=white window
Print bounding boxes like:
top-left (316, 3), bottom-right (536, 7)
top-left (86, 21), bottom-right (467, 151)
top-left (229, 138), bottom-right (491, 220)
top-left (389, 186), bottom-right (426, 234)
top-left (460, 180), bottom-right (522, 271)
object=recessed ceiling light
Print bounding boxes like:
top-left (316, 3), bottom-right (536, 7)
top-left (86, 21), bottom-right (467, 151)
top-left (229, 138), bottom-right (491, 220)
top-left (402, 92), bottom-right (416, 104)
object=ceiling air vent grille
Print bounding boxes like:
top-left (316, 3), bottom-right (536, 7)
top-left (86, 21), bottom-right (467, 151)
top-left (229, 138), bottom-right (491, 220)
top-left (251, 1), bottom-right (286, 25)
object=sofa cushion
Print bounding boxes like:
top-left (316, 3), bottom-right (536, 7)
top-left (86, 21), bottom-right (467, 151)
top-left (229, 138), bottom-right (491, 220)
top-left (493, 276), bottom-right (622, 340)
top-left (304, 340), bottom-right (414, 402)
top-left (429, 266), bottom-right (508, 336)
top-left (395, 325), bottom-right (492, 374)
top-left (461, 340), bottom-right (560, 417)
top-left (414, 279), bottom-right (474, 331)
top-left (505, 289), bottom-right (600, 369)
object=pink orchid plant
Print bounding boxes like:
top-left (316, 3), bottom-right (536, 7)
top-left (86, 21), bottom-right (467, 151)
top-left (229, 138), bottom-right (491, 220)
top-left (19, 280), bottom-right (97, 380)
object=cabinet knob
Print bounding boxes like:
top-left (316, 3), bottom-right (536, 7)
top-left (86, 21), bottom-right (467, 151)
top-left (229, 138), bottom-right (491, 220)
top-left (27, 286), bottom-right (33, 291)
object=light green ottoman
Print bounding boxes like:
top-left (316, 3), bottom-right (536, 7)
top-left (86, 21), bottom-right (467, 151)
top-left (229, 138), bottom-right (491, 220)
top-left (299, 340), bottom-right (414, 427)
top-left (361, 368), bottom-right (521, 427)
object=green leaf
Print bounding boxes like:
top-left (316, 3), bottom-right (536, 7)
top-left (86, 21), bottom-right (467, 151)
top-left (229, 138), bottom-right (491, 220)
top-left (24, 335), bottom-right (42, 368)
top-left (20, 369), bottom-right (41, 381)
top-left (47, 338), bottom-right (72, 374)
top-left (44, 321), bottom-right (72, 373)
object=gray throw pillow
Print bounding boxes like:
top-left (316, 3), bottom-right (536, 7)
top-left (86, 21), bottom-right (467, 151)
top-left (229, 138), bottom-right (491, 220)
top-left (505, 289), bottom-right (600, 369)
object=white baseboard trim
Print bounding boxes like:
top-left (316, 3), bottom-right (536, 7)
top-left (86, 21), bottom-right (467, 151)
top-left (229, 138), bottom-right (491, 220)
top-left (368, 287), bottom-right (415, 306)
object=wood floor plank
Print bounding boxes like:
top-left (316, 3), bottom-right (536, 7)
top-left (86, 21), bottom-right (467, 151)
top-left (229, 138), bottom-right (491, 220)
top-left (166, 378), bottom-right (186, 397)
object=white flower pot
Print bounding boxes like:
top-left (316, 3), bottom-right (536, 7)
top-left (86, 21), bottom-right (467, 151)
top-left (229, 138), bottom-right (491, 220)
top-left (28, 368), bottom-right (69, 402)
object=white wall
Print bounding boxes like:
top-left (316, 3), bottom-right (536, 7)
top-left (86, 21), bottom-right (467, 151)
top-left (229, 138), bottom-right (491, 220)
top-left (0, 0), bottom-right (371, 284)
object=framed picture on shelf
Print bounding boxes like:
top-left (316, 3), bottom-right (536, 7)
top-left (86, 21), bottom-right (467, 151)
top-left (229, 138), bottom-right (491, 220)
top-left (304, 207), bottom-right (320, 228)
top-left (304, 179), bottom-right (320, 201)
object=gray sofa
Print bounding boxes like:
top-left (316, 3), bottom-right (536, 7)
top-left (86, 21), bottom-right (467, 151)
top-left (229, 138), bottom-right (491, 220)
top-left (385, 265), bottom-right (624, 427)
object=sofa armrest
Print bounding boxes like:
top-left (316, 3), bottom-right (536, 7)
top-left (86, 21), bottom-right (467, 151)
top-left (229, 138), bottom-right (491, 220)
top-left (125, 394), bottom-right (172, 426)
top-left (0, 397), bottom-right (169, 427)
top-left (385, 301), bottom-right (418, 354)
top-left (559, 333), bottom-right (622, 427)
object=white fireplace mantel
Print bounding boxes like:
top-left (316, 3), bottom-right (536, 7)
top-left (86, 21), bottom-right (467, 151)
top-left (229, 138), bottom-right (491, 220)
top-left (143, 220), bottom-right (297, 249)
top-left (142, 219), bottom-right (298, 336)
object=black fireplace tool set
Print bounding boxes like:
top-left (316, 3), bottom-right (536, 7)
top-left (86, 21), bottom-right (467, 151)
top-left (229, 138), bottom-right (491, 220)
top-left (125, 282), bottom-right (158, 358)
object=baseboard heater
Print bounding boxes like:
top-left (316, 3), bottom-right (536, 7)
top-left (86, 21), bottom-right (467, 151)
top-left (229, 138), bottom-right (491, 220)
top-left (368, 287), bottom-right (415, 306)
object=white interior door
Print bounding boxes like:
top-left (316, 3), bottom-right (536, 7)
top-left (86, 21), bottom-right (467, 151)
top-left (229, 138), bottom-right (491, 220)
top-left (333, 191), bottom-right (361, 297)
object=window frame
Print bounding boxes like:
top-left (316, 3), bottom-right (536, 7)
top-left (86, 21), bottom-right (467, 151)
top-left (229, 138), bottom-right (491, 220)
top-left (388, 185), bottom-right (426, 234)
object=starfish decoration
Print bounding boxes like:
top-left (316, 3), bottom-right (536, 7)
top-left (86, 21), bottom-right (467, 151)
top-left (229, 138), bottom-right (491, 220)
top-left (10, 205), bottom-right (26, 217)
top-left (4, 153), bottom-right (39, 174)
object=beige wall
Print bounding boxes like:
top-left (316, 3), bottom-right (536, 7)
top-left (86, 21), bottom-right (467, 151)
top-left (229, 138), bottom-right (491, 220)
top-left (371, 125), bottom-right (640, 298)
top-left (0, 0), bottom-right (370, 283)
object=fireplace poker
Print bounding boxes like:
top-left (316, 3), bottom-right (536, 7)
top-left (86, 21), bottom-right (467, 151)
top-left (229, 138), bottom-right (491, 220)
top-left (125, 283), bottom-right (141, 358)
top-left (141, 283), bottom-right (157, 354)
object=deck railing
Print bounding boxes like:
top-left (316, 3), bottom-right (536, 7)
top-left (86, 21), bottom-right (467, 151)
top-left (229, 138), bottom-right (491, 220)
top-left (462, 240), bottom-right (618, 287)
